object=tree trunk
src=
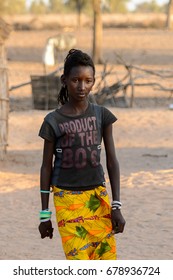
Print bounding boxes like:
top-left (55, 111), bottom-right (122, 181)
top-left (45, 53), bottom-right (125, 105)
top-left (166, 0), bottom-right (173, 29)
top-left (76, 0), bottom-right (82, 28)
top-left (92, 0), bottom-right (103, 64)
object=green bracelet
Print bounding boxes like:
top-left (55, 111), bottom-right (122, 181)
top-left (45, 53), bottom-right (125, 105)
top-left (40, 212), bottom-right (51, 216)
top-left (40, 187), bottom-right (53, 193)
top-left (40, 210), bottom-right (52, 214)
top-left (39, 215), bottom-right (51, 220)
top-left (39, 210), bottom-right (52, 219)
top-left (40, 190), bottom-right (51, 193)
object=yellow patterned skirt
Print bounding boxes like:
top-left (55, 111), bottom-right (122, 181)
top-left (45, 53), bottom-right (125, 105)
top-left (53, 185), bottom-right (116, 260)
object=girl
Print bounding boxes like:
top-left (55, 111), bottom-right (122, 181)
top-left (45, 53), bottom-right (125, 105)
top-left (38, 49), bottom-right (125, 260)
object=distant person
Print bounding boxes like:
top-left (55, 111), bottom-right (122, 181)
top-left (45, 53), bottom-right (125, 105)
top-left (38, 49), bottom-right (125, 260)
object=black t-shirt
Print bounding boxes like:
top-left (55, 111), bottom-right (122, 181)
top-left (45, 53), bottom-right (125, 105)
top-left (39, 103), bottom-right (117, 189)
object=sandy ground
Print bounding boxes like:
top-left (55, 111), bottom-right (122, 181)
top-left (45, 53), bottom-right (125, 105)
top-left (0, 27), bottom-right (173, 260)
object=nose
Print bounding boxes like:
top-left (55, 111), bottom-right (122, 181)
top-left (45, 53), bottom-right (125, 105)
top-left (78, 81), bottom-right (85, 90)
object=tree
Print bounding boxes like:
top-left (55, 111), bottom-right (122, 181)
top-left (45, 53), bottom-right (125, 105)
top-left (0, 0), bottom-right (26, 14)
top-left (64, 0), bottom-right (88, 27)
top-left (29, 0), bottom-right (48, 14)
top-left (74, 0), bottom-right (86, 27)
top-left (108, 0), bottom-right (128, 13)
top-left (92, 0), bottom-right (103, 64)
top-left (135, 0), bottom-right (164, 13)
top-left (166, 0), bottom-right (173, 29)
top-left (48, 0), bottom-right (65, 13)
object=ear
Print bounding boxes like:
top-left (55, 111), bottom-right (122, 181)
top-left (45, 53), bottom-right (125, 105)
top-left (61, 74), bottom-right (66, 87)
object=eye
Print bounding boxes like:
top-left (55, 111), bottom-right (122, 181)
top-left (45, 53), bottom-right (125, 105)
top-left (86, 79), bottom-right (93, 84)
top-left (72, 78), bottom-right (78, 83)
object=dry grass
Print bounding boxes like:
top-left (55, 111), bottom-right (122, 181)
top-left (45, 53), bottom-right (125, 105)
top-left (3, 13), bottom-right (168, 30)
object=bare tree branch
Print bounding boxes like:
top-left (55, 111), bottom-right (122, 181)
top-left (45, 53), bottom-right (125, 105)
top-left (94, 53), bottom-right (173, 107)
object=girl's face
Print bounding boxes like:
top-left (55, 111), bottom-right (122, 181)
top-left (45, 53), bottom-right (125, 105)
top-left (63, 65), bottom-right (95, 102)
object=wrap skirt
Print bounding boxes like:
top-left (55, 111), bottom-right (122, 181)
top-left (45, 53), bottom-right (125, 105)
top-left (53, 185), bottom-right (116, 260)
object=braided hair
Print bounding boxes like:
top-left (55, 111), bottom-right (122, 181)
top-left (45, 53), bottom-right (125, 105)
top-left (57, 49), bottom-right (95, 105)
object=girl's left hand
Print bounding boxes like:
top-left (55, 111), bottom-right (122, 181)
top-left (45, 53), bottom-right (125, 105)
top-left (111, 209), bottom-right (126, 234)
top-left (38, 220), bottom-right (54, 239)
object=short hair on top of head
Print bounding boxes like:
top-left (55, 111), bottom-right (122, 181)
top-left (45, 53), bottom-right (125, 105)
top-left (63, 49), bottom-right (95, 76)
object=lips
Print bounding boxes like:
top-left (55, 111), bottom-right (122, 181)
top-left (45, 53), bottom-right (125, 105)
top-left (77, 92), bottom-right (85, 97)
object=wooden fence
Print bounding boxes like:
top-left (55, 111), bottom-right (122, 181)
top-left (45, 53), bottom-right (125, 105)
top-left (0, 35), bottom-right (9, 160)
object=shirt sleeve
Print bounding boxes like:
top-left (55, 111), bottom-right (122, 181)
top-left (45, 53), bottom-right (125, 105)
top-left (102, 106), bottom-right (117, 127)
top-left (39, 120), bottom-right (56, 142)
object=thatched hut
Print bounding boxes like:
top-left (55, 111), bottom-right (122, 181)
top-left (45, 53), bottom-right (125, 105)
top-left (0, 18), bottom-right (11, 160)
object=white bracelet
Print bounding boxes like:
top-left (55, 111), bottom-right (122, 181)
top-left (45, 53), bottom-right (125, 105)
top-left (40, 218), bottom-right (50, 222)
top-left (112, 206), bottom-right (121, 210)
top-left (111, 200), bottom-right (122, 210)
top-left (112, 200), bottom-right (122, 206)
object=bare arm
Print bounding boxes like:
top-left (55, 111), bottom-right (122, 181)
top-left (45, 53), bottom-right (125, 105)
top-left (103, 123), bottom-right (125, 234)
top-left (103, 123), bottom-right (120, 201)
top-left (40, 139), bottom-right (54, 210)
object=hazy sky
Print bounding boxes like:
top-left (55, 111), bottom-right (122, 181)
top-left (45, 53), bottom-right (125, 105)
top-left (26, 0), bottom-right (169, 10)
top-left (127, 0), bottom-right (168, 11)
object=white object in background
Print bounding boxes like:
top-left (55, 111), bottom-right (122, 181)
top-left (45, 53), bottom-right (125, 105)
top-left (42, 38), bottom-right (55, 66)
top-left (42, 34), bottom-right (77, 66)
top-left (169, 104), bottom-right (173, 110)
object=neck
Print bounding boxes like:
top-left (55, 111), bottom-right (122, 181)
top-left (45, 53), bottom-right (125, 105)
top-left (68, 99), bottom-right (89, 113)
top-left (61, 99), bottom-right (89, 116)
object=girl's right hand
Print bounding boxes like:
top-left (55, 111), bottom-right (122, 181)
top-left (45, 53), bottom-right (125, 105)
top-left (111, 209), bottom-right (126, 234)
top-left (38, 220), bottom-right (54, 239)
